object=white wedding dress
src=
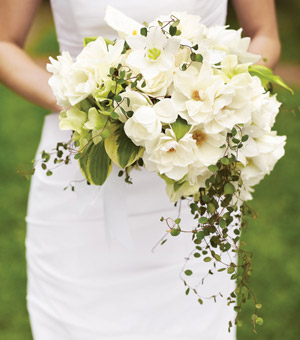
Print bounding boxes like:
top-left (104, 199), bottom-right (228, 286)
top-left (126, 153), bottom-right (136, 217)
top-left (26, 1), bottom-right (237, 339)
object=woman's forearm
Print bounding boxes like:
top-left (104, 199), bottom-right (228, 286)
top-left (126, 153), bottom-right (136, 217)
top-left (0, 41), bottom-right (60, 111)
top-left (248, 34), bottom-right (281, 69)
top-left (232, 0), bottom-right (281, 70)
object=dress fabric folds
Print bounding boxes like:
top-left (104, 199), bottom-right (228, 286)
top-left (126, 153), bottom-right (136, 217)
top-left (26, 1), bottom-right (237, 339)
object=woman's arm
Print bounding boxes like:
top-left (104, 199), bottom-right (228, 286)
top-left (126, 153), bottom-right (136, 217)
top-left (0, 0), bottom-right (60, 111)
top-left (232, 0), bottom-right (281, 69)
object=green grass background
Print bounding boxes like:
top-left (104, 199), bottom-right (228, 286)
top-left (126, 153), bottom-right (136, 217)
top-left (0, 1), bottom-right (300, 339)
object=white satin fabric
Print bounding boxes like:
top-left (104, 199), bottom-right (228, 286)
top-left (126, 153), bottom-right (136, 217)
top-left (26, 1), bottom-right (237, 339)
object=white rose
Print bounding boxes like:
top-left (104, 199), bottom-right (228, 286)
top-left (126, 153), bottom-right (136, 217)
top-left (124, 106), bottom-right (161, 146)
top-left (115, 89), bottom-right (151, 123)
top-left (137, 69), bottom-right (173, 97)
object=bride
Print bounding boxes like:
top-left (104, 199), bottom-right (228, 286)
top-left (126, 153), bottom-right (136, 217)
top-left (0, 1), bottom-right (280, 339)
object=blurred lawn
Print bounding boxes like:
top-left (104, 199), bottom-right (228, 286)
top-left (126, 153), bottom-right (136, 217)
top-left (0, 1), bottom-right (300, 339)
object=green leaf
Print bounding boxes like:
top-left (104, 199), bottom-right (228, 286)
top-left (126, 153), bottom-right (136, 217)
top-left (201, 194), bottom-right (210, 203)
top-left (256, 317), bottom-right (264, 326)
top-left (208, 164), bottom-right (218, 172)
top-left (198, 216), bottom-right (208, 224)
top-left (227, 266), bottom-right (235, 274)
top-left (249, 64), bottom-right (294, 94)
top-left (196, 231), bottom-right (205, 240)
top-left (219, 218), bottom-right (227, 228)
top-left (207, 203), bottom-right (216, 214)
top-left (169, 25), bottom-right (177, 36)
top-left (171, 116), bottom-right (191, 141)
top-left (140, 27), bottom-right (147, 36)
top-left (198, 298), bottom-right (203, 305)
top-left (83, 36), bottom-right (97, 46)
top-left (221, 157), bottom-right (230, 165)
top-left (224, 182), bottom-right (235, 195)
top-left (213, 253), bottom-right (221, 261)
top-left (184, 269), bottom-right (193, 276)
top-left (170, 228), bottom-right (181, 236)
top-left (204, 257), bottom-right (212, 262)
top-left (104, 123), bottom-right (143, 168)
top-left (79, 140), bottom-right (112, 185)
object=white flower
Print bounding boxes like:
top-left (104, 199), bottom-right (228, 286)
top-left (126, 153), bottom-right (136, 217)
top-left (152, 12), bottom-right (206, 43)
top-left (77, 37), bottom-right (125, 83)
top-left (59, 107), bottom-right (87, 133)
top-left (219, 54), bottom-right (250, 80)
top-left (47, 51), bottom-right (98, 107)
top-left (205, 26), bottom-right (260, 64)
top-left (143, 129), bottom-right (197, 181)
top-left (124, 106), bottom-right (161, 146)
top-left (233, 124), bottom-right (262, 165)
top-left (204, 73), bottom-right (256, 134)
top-left (191, 127), bottom-right (225, 166)
top-left (65, 64), bottom-right (97, 106)
top-left (47, 51), bottom-right (73, 108)
top-left (126, 27), bottom-right (180, 79)
top-left (153, 98), bottom-right (179, 124)
top-left (166, 180), bottom-right (200, 203)
top-left (137, 69), bottom-right (173, 97)
top-left (104, 5), bottom-right (142, 39)
top-left (115, 89), bottom-right (151, 123)
top-left (172, 63), bottom-right (232, 128)
top-left (252, 132), bottom-right (286, 174)
top-left (252, 92), bottom-right (281, 132)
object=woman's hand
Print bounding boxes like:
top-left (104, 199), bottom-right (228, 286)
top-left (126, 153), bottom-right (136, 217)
top-left (0, 0), bottom-right (61, 111)
top-left (232, 0), bottom-right (281, 69)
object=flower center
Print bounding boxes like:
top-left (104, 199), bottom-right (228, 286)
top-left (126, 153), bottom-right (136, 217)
top-left (167, 147), bottom-right (176, 153)
top-left (132, 29), bottom-right (137, 35)
top-left (192, 130), bottom-right (207, 146)
top-left (192, 90), bottom-right (205, 101)
top-left (147, 47), bottom-right (162, 61)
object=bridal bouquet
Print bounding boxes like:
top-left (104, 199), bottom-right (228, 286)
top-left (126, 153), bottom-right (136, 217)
top-left (45, 7), bottom-right (292, 331)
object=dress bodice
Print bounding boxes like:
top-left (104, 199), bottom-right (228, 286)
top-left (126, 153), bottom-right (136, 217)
top-left (49, 0), bottom-right (228, 58)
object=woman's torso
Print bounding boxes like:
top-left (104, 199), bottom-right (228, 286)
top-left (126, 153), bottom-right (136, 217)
top-left (50, 0), bottom-right (228, 58)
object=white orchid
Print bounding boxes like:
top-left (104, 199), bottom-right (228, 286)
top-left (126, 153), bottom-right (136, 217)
top-left (126, 27), bottom-right (180, 80)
